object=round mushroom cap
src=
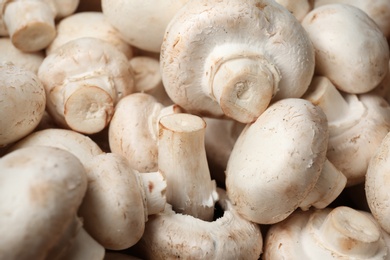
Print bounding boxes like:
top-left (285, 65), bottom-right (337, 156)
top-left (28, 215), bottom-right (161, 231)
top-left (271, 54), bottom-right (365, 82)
top-left (0, 146), bottom-right (88, 260)
top-left (0, 63), bottom-right (46, 147)
top-left (226, 98), bottom-right (329, 224)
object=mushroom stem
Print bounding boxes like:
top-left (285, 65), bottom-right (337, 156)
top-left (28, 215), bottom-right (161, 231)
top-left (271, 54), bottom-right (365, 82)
top-left (3, 0), bottom-right (56, 52)
top-left (299, 159), bottom-right (347, 211)
top-left (204, 44), bottom-right (281, 123)
top-left (136, 171), bottom-right (167, 216)
top-left (158, 113), bottom-right (218, 221)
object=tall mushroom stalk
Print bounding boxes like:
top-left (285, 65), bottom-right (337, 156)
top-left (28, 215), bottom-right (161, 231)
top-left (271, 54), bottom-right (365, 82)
top-left (161, 0), bottom-right (315, 123)
top-left (158, 113), bottom-right (218, 221)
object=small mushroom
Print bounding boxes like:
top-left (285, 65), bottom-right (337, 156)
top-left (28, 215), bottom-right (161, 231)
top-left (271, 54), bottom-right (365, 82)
top-left (161, 0), bottom-right (315, 123)
top-left (0, 146), bottom-right (88, 260)
top-left (38, 37), bottom-right (135, 134)
top-left (0, 38), bottom-right (44, 74)
top-left (109, 93), bottom-right (181, 173)
top-left (274, 0), bottom-right (314, 21)
top-left (101, 0), bottom-right (190, 52)
top-left (263, 207), bottom-right (389, 259)
top-left (301, 3), bottom-right (390, 93)
top-left (46, 11), bottom-right (133, 59)
top-left (304, 76), bottom-right (390, 186)
top-left (366, 131), bottom-right (390, 234)
top-left (134, 189), bottom-right (263, 260)
top-left (225, 98), bottom-right (346, 224)
top-left (0, 63), bottom-right (46, 147)
top-left (2, 0), bottom-right (79, 52)
top-left (158, 113), bottom-right (218, 221)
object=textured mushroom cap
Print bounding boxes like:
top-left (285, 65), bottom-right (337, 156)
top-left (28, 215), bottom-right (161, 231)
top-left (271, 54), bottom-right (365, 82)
top-left (275, 0), bottom-right (313, 21)
top-left (302, 4), bottom-right (389, 94)
top-left (366, 132), bottom-right (390, 234)
top-left (0, 63), bottom-right (46, 146)
top-left (226, 98), bottom-right (329, 224)
top-left (101, 0), bottom-right (189, 52)
top-left (46, 12), bottom-right (133, 59)
top-left (161, 0), bottom-right (315, 120)
top-left (0, 146), bottom-right (88, 260)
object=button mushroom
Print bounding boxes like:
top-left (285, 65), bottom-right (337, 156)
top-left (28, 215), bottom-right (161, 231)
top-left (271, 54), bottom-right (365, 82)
top-left (301, 3), bottom-right (390, 94)
top-left (0, 146), bottom-right (88, 260)
top-left (38, 37), bottom-right (135, 134)
top-left (225, 98), bottom-right (346, 224)
top-left (274, 0), bottom-right (314, 21)
top-left (0, 63), bottom-right (46, 147)
top-left (263, 207), bottom-right (389, 259)
top-left (160, 0), bottom-right (315, 123)
top-left (304, 76), bottom-right (390, 186)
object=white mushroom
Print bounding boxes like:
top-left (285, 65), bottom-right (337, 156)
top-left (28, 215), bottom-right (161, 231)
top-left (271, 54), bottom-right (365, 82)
top-left (160, 0), bottom-right (315, 123)
top-left (38, 37), bottom-right (135, 134)
top-left (301, 3), bottom-right (390, 94)
top-left (303, 76), bottom-right (390, 186)
top-left (274, 0), bottom-right (314, 21)
top-left (46, 11), bottom-right (133, 59)
top-left (109, 93), bottom-right (181, 173)
top-left (0, 0), bottom-right (8, 36)
top-left (0, 146), bottom-right (88, 260)
top-left (0, 63), bottom-right (46, 147)
top-left (101, 0), bottom-right (190, 52)
top-left (134, 189), bottom-right (263, 260)
top-left (2, 0), bottom-right (79, 52)
top-left (225, 98), bottom-right (346, 224)
top-left (158, 113), bottom-right (218, 221)
top-left (313, 0), bottom-right (390, 39)
top-left (0, 38), bottom-right (44, 74)
top-left (263, 207), bottom-right (389, 259)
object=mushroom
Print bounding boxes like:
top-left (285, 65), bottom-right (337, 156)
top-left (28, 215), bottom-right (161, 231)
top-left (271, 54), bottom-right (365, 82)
top-left (0, 0), bottom-right (8, 36)
top-left (303, 76), bottom-right (390, 186)
top-left (158, 113), bottom-right (218, 221)
top-left (0, 38), bottom-right (44, 74)
top-left (0, 62), bottom-right (46, 147)
top-left (313, 0), bottom-right (390, 39)
top-left (78, 152), bottom-right (167, 250)
top-left (0, 146), bottom-right (88, 260)
top-left (2, 0), bottom-right (79, 52)
top-left (46, 11), bottom-right (133, 59)
top-left (263, 207), bottom-right (389, 259)
top-left (160, 0), bottom-right (315, 123)
top-left (134, 188), bottom-right (263, 260)
top-left (366, 131), bottom-right (390, 234)
top-left (101, 0), bottom-right (190, 52)
top-left (225, 98), bottom-right (346, 224)
top-left (274, 0), bottom-right (314, 21)
top-left (38, 37), bottom-right (135, 134)
top-left (109, 93), bottom-right (181, 173)
top-left (301, 3), bottom-right (390, 94)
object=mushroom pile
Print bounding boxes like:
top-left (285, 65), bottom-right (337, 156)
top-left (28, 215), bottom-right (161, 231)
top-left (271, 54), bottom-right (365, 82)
top-left (1, 0), bottom-right (390, 259)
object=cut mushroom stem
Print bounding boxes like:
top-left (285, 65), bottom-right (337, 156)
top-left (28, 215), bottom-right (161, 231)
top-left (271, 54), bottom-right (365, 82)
top-left (204, 44), bottom-right (281, 123)
top-left (299, 159), bottom-right (347, 210)
top-left (158, 113), bottom-right (218, 221)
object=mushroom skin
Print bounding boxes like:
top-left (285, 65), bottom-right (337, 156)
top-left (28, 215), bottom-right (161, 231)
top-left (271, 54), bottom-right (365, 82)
top-left (135, 189), bottom-right (263, 260)
top-left (366, 132), bottom-right (390, 234)
top-left (0, 63), bottom-right (46, 147)
top-left (161, 0), bottom-right (315, 123)
top-left (263, 207), bottom-right (389, 259)
top-left (225, 98), bottom-right (333, 224)
top-left (275, 0), bottom-right (314, 21)
top-left (101, 0), bottom-right (190, 53)
top-left (301, 4), bottom-right (390, 94)
top-left (0, 146), bottom-right (88, 260)
top-left (38, 37), bottom-right (135, 135)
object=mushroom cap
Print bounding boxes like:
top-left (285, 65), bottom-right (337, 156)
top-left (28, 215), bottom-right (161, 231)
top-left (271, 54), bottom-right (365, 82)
top-left (275, 0), bottom-right (313, 21)
top-left (302, 3), bottom-right (390, 94)
top-left (101, 0), bottom-right (189, 52)
top-left (46, 12), bottom-right (133, 59)
top-left (226, 98), bottom-right (329, 224)
top-left (38, 37), bottom-right (134, 134)
top-left (0, 146), bottom-right (88, 260)
top-left (366, 132), bottom-right (390, 234)
top-left (161, 0), bottom-right (315, 120)
top-left (0, 63), bottom-right (46, 146)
